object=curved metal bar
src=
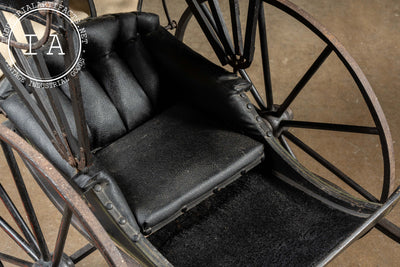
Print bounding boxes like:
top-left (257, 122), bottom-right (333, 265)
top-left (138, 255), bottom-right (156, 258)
top-left (318, 185), bottom-right (400, 266)
top-left (0, 124), bottom-right (131, 267)
top-left (175, 6), bottom-right (193, 41)
top-left (265, 0), bottom-right (395, 202)
top-left (87, 0), bottom-right (97, 17)
top-left (162, 0), bottom-right (176, 30)
top-left (0, 12), bottom-right (51, 51)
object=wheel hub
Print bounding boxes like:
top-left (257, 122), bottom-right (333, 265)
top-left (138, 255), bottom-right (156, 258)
top-left (263, 106), bottom-right (294, 137)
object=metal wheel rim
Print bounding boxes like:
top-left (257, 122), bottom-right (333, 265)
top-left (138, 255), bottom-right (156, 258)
top-left (175, 0), bottom-right (395, 203)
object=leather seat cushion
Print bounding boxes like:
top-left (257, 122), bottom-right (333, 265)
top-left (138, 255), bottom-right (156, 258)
top-left (95, 105), bottom-right (264, 231)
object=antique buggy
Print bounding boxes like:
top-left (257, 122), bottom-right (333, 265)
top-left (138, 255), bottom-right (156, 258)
top-left (0, 0), bottom-right (398, 266)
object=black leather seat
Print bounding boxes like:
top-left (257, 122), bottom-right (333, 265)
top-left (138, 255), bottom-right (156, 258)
top-left (95, 105), bottom-right (264, 231)
top-left (0, 12), bottom-right (270, 233)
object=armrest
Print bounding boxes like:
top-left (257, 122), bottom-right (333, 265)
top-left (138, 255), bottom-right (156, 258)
top-left (143, 28), bottom-right (269, 142)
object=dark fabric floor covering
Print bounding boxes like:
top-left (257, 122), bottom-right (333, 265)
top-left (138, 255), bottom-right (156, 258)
top-left (148, 166), bottom-right (365, 266)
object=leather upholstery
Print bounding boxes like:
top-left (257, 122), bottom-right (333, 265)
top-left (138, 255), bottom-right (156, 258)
top-left (143, 28), bottom-right (271, 143)
top-left (95, 105), bottom-right (264, 231)
top-left (0, 12), bottom-right (270, 232)
top-left (44, 12), bottom-right (162, 148)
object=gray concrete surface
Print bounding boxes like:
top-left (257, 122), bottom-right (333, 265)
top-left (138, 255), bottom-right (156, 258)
top-left (0, 0), bottom-right (399, 266)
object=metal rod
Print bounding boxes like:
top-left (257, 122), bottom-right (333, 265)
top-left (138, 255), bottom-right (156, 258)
top-left (0, 184), bottom-right (40, 255)
top-left (0, 54), bottom-right (65, 156)
top-left (19, 20), bottom-right (71, 160)
top-left (176, 7), bottom-right (194, 41)
top-left (283, 131), bottom-right (379, 202)
top-left (238, 69), bottom-right (268, 109)
top-left (243, 0), bottom-right (261, 68)
top-left (87, 0), bottom-right (97, 17)
top-left (0, 252), bottom-right (33, 267)
top-left (280, 120), bottom-right (379, 135)
top-left (64, 23), bottom-right (93, 168)
top-left (199, 3), bottom-right (220, 40)
top-left (52, 206), bottom-right (73, 266)
top-left (258, 4), bottom-right (274, 110)
top-left (0, 10), bottom-right (69, 159)
top-left (318, 186), bottom-right (400, 266)
top-left (162, 0), bottom-right (175, 29)
top-left (278, 135), bottom-right (296, 158)
top-left (276, 46), bottom-right (333, 117)
top-left (137, 0), bottom-right (143, 12)
top-left (376, 218), bottom-right (400, 244)
top-left (208, 0), bottom-right (235, 56)
top-left (229, 0), bottom-right (243, 55)
top-left (186, 0), bottom-right (228, 65)
top-left (70, 243), bottom-right (97, 264)
top-left (0, 141), bottom-right (51, 261)
top-left (0, 12), bottom-right (52, 51)
top-left (0, 217), bottom-right (39, 261)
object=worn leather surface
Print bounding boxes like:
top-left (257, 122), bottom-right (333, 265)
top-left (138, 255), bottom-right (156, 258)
top-left (143, 28), bottom-right (271, 143)
top-left (43, 12), bottom-right (162, 148)
top-left (95, 105), bottom-right (264, 230)
top-left (0, 12), bottom-right (267, 232)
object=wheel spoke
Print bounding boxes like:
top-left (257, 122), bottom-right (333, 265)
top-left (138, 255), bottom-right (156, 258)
top-left (200, 3), bottom-right (220, 37)
top-left (52, 206), bottom-right (73, 266)
top-left (0, 217), bottom-right (39, 261)
top-left (283, 131), bottom-right (379, 202)
top-left (276, 46), bottom-right (333, 116)
top-left (239, 69), bottom-right (268, 109)
top-left (243, 0), bottom-right (261, 67)
top-left (0, 252), bottom-right (33, 267)
top-left (186, 0), bottom-right (228, 65)
top-left (208, 0), bottom-right (235, 57)
top-left (0, 184), bottom-right (40, 255)
top-left (229, 0), bottom-right (243, 55)
top-left (258, 4), bottom-right (274, 110)
top-left (0, 141), bottom-right (51, 261)
top-left (70, 243), bottom-right (97, 264)
top-left (280, 120), bottom-right (379, 135)
top-left (279, 135), bottom-right (296, 158)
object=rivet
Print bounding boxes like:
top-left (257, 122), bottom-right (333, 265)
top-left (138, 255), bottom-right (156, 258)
top-left (94, 184), bottom-right (102, 192)
top-left (132, 234), bottom-right (140, 242)
top-left (240, 93), bottom-right (246, 98)
top-left (256, 116), bottom-right (263, 122)
top-left (119, 217), bottom-right (127, 225)
top-left (246, 103), bottom-right (253, 109)
top-left (267, 131), bottom-right (273, 137)
top-left (106, 203), bottom-right (113, 210)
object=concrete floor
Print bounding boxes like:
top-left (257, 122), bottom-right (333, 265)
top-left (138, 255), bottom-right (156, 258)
top-left (0, 0), bottom-right (399, 266)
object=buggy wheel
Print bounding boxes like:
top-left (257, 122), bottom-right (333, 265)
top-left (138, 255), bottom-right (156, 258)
top-left (0, 124), bottom-right (128, 266)
top-left (176, 0), bottom-right (394, 205)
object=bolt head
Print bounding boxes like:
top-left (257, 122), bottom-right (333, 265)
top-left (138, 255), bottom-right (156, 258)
top-left (94, 184), bottom-right (102, 192)
top-left (119, 217), bottom-right (127, 225)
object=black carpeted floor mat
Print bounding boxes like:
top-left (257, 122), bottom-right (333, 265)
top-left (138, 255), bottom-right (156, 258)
top-left (148, 166), bottom-right (365, 266)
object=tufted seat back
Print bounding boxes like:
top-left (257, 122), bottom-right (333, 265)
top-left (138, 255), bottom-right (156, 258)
top-left (45, 12), bottom-right (163, 149)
